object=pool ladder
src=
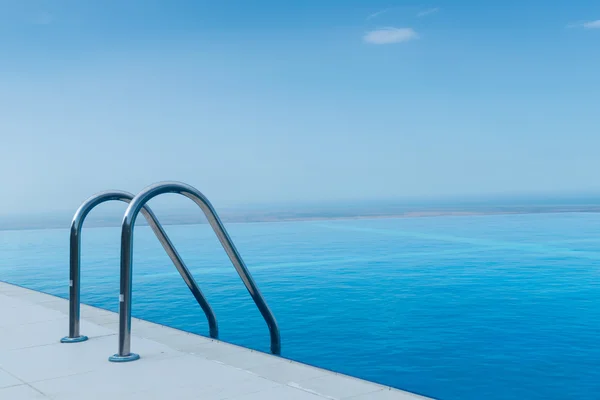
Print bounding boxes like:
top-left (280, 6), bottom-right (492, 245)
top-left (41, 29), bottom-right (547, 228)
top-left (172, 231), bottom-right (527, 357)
top-left (60, 181), bottom-right (280, 362)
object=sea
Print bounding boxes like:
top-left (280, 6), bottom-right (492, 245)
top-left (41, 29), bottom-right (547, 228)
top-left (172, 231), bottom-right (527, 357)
top-left (1, 212), bottom-right (599, 400)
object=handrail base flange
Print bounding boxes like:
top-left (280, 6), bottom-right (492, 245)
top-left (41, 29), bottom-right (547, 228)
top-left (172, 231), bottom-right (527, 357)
top-left (109, 353), bottom-right (140, 363)
top-left (60, 335), bottom-right (88, 343)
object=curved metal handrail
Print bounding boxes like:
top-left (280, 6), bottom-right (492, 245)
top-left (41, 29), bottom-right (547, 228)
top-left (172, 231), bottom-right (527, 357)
top-left (60, 190), bottom-right (218, 344)
top-left (109, 181), bottom-right (280, 362)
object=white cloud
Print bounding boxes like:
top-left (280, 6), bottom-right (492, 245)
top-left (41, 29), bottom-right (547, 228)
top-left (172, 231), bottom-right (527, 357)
top-left (417, 7), bottom-right (440, 17)
top-left (367, 8), bottom-right (390, 20)
top-left (363, 27), bottom-right (419, 45)
top-left (567, 19), bottom-right (600, 29)
top-left (583, 20), bottom-right (600, 29)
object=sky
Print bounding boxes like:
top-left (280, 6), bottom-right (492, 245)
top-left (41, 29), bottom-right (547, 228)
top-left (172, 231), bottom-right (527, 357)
top-left (1, 0), bottom-right (599, 215)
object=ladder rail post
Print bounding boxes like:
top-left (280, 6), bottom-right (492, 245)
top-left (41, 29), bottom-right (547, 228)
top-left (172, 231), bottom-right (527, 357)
top-left (199, 196), bottom-right (282, 355)
top-left (61, 191), bottom-right (218, 344)
top-left (110, 181), bottom-right (280, 362)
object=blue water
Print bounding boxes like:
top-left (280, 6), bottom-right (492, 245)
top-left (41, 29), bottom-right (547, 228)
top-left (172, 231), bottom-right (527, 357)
top-left (1, 213), bottom-right (599, 399)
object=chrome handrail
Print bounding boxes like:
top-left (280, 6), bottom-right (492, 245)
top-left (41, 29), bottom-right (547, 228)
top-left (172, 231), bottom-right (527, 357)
top-left (61, 190), bottom-right (218, 344)
top-left (109, 181), bottom-right (280, 362)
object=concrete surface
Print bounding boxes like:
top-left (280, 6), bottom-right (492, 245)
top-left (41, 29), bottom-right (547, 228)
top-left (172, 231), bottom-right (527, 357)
top-left (0, 281), bottom-right (431, 400)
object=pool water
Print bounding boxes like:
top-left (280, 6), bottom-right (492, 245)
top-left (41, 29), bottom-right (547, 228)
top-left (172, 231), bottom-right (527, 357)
top-left (1, 213), bottom-right (599, 399)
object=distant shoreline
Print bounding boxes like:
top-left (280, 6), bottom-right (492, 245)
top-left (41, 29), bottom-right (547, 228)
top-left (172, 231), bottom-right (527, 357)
top-left (163, 208), bottom-right (600, 225)
top-left (1, 207), bottom-right (599, 232)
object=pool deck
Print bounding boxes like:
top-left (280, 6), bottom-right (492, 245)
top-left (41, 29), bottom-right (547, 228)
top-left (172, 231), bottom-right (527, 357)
top-left (0, 282), bottom-right (430, 400)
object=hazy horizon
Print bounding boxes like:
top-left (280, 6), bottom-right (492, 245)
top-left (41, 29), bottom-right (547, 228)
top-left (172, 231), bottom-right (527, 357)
top-left (2, 190), bottom-right (600, 231)
top-left (3, 188), bottom-right (600, 216)
top-left (1, 0), bottom-right (599, 216)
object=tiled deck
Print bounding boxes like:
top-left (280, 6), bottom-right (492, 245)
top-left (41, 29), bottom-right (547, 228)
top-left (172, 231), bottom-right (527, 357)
top-left (0, 281), bottom-right (430, 399)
